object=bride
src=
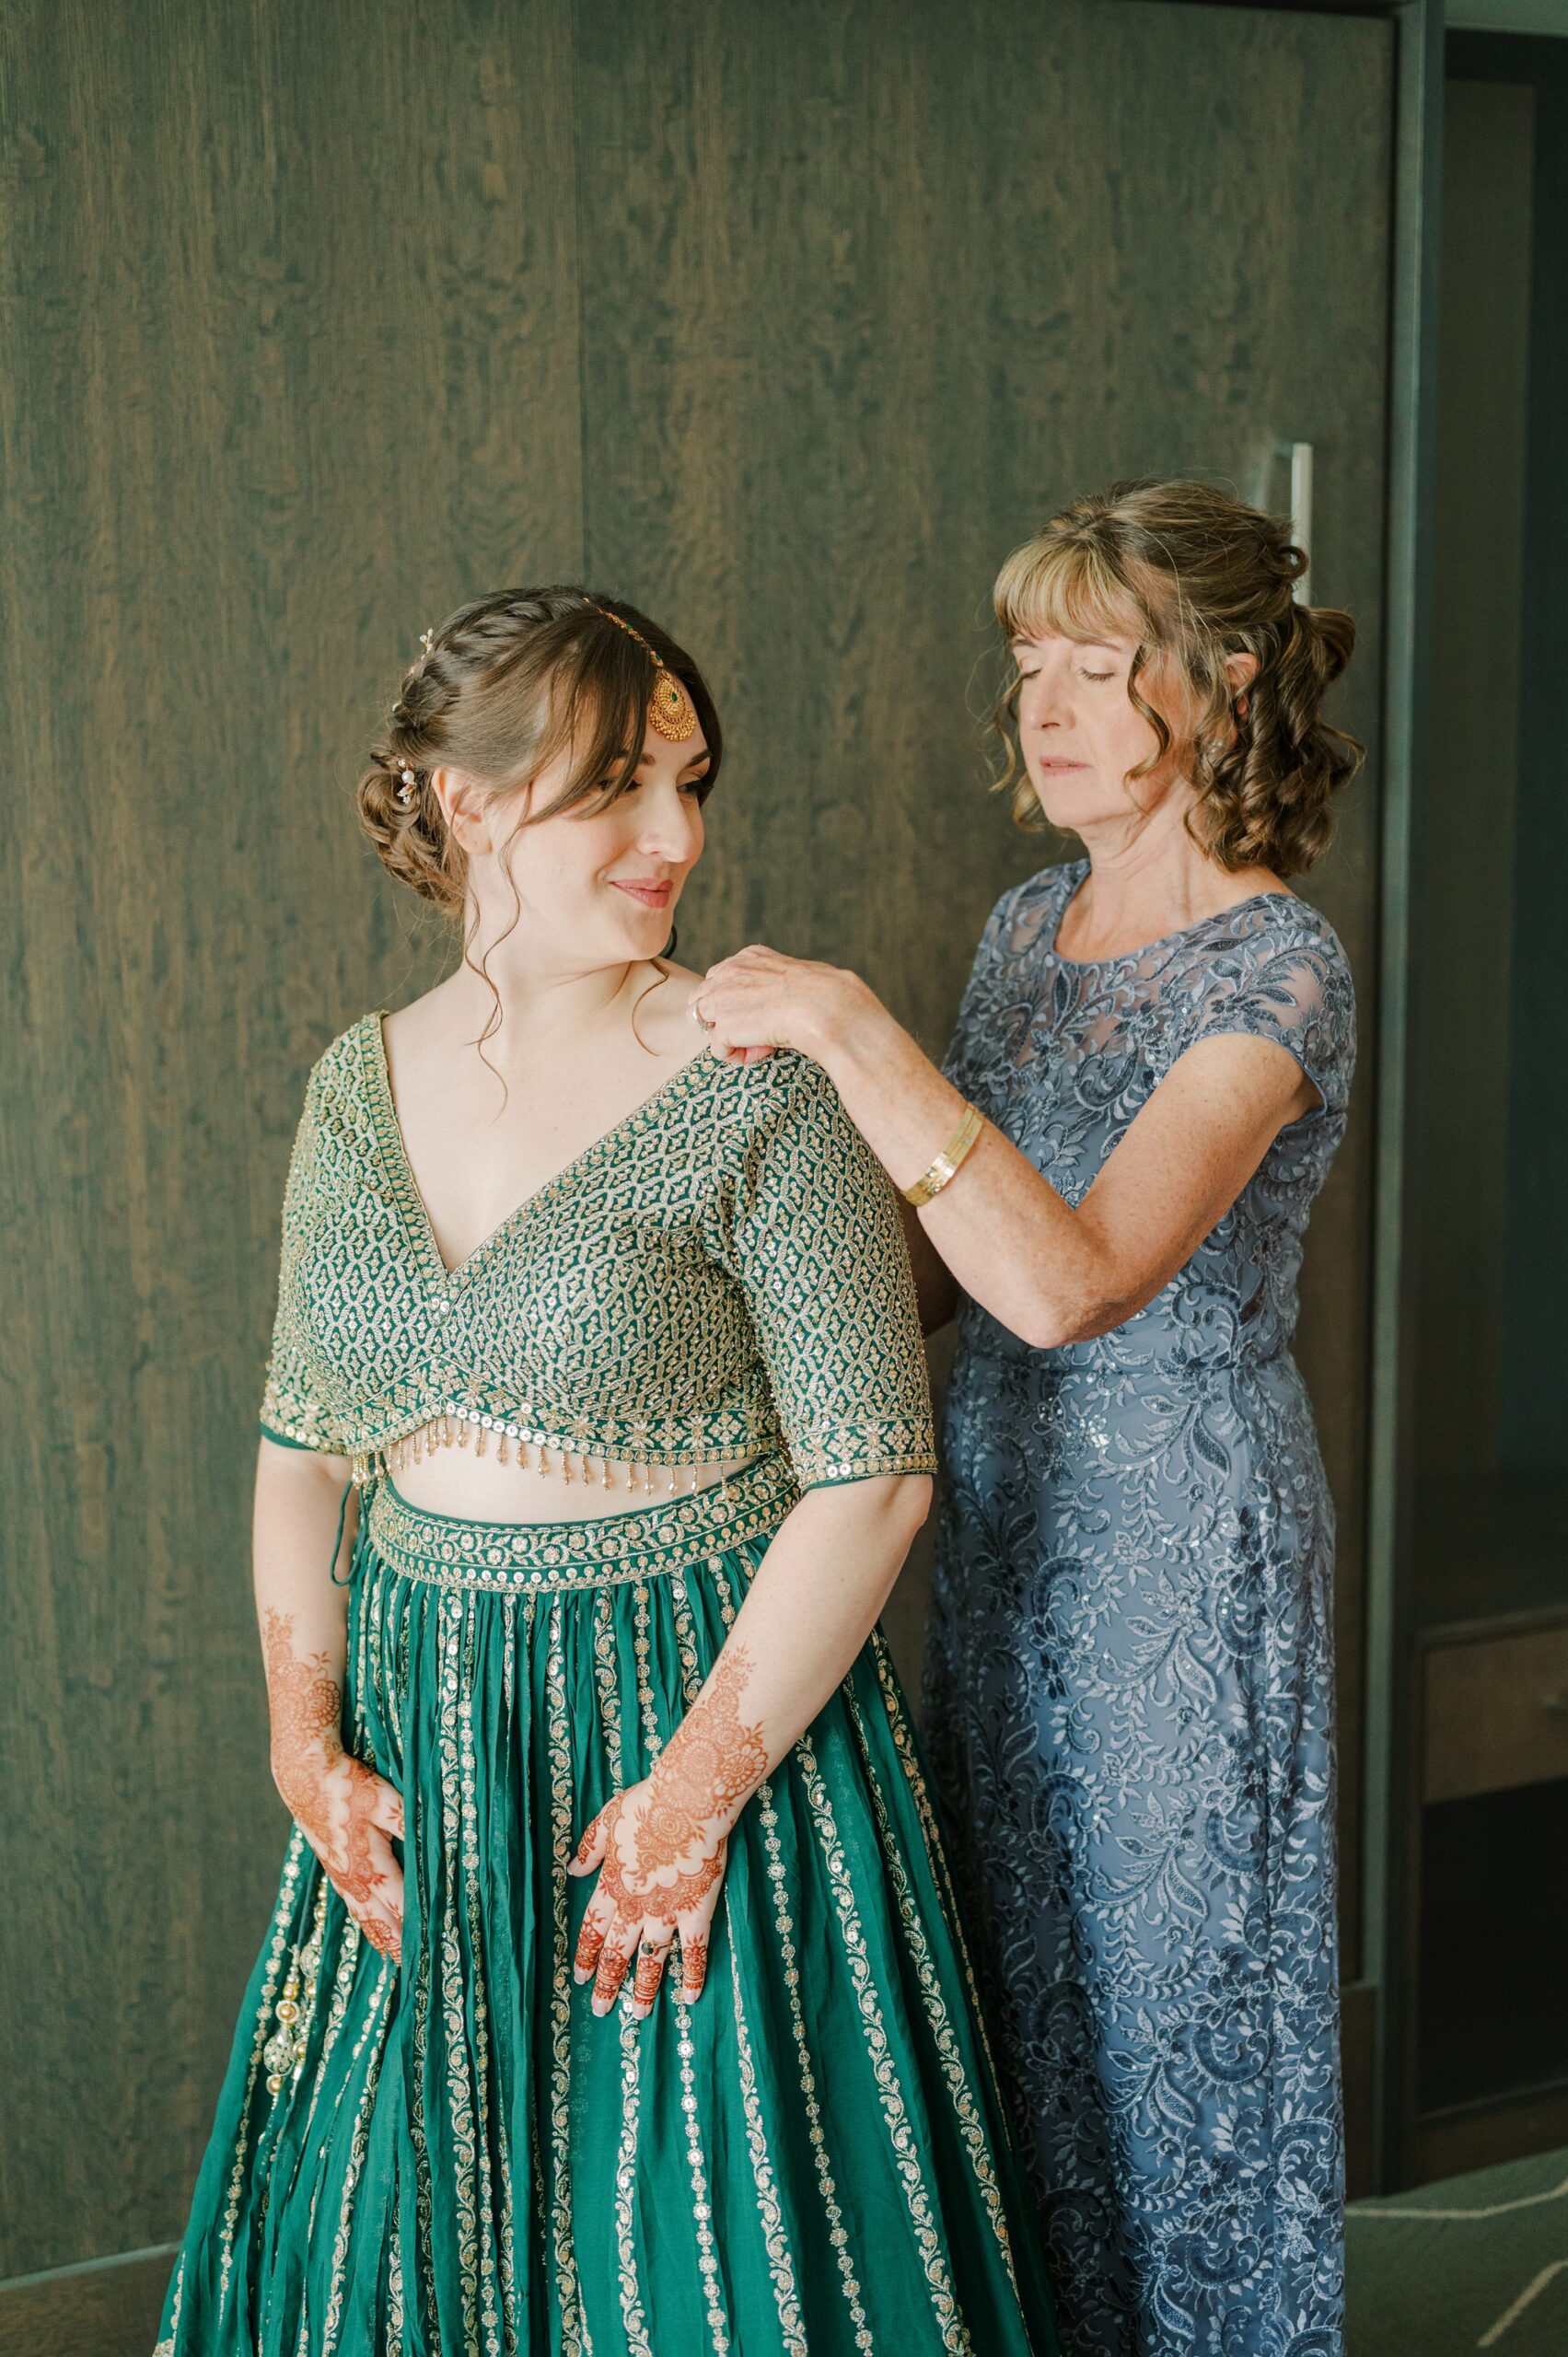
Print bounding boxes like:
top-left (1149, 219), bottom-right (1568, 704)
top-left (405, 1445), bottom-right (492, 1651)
top-left (154, 586), bottom-right (1059, 2356)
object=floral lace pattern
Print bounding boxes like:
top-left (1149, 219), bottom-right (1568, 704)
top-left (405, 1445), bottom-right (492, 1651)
top-left (924, 860), bottom-right (1355, 2356)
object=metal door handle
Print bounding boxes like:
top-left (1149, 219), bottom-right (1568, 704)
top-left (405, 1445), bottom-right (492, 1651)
top-left (1276, 439), bottom-right (1314, 601)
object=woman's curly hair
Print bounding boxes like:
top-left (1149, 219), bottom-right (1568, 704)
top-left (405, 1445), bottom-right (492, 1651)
top-left (989, 479), bottom-right (1363, 875)
top-left (354, 587), bottom-right (721, 1071)
top-left (356, 586), bottom-right (720, 921)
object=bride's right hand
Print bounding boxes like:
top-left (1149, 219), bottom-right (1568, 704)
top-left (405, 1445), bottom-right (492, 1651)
top-left (273, 1740), bottom-right (406, 1961)
top-left (262, 1607), bottom-right (405, 1960)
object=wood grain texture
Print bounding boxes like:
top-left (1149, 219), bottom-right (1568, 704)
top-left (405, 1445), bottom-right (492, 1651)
top-left (1418, 81), bottom-right (1534, 1492)
top-left (0, 2248), bottom-right (174, 2357)
top-left (1422, 1618), bottom-right (1568, 1805)
top-left (0, 0), bottom-right (1393, 2286)
top-left (572, 0), bottom-right (1392, 1970)
top-left (0, 0), bottom-right (583, 2277)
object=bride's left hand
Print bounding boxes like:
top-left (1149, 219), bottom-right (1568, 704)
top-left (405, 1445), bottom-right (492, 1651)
top-left (691, 945), bottom-right (873, 1065)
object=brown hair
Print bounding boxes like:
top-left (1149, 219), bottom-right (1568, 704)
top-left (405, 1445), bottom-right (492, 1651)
top-left (989, 479), bottom-right (1363, 874)
top-left (356, 586), bottom-right (722, 923)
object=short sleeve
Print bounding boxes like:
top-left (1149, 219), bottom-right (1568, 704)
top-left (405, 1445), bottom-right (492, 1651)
top-left (725, 1055), bottom-right (937, 1491)
top-left (1188, 919), bottom-right (1357, 1120)
top-left (941, 879), bottom-right (1022, 1097)
top-left (259, 1071), bottom-right (351, 1455)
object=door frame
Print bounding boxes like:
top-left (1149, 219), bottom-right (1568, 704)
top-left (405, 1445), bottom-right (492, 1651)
top-left (1160, 0), bottom-right (1445, 2193)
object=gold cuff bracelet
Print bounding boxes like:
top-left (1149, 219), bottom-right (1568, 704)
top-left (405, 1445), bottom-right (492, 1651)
top-left (901, 1101), bottom-right (984, 1207)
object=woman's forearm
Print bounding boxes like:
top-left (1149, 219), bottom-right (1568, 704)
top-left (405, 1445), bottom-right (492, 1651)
top-left (693, 950), bottom-right (1103, 1344)
top-left (252, 1438), bottom-right (404, 1956)
top-left (569, 1469), bottom-right (931, 2012)
top-left (649, 1472), bottom-right (930, 1825)
top-left (810, 987), bottom-right (1103, 1344)
top-left (697, 949), bottom-right (1306, 1347)
top-left (252, 1438), bottom-right (355, 1724)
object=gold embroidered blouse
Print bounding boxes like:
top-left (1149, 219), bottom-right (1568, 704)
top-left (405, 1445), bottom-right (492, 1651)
top-left (260, 1015), bottom-right (936, 1493)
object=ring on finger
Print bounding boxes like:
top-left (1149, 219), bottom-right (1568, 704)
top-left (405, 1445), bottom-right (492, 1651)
top-left (689, 996), bottom-right (714, 1032)
top-left (633, 1947), bottom-right (666, 2009)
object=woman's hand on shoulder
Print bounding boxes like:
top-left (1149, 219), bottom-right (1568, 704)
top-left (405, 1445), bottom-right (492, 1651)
top-left (691, 944), bottom-right (879, 1068)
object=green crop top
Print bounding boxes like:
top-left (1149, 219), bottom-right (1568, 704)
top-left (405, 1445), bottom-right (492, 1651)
top-left (259, 1014), bottom-right (936, 1494)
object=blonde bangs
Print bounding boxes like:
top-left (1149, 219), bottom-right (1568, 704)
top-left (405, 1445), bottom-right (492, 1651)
top-left (993, 531), bottom-right (1144, 646)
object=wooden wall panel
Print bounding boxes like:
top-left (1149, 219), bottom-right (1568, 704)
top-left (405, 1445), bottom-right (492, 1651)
top-left (1, 0), bottom-right (1395, 2297)
top-left (572, 0), bottom-right (1392, 1971)
top-left (0, 0), bottom-right (583, 2279)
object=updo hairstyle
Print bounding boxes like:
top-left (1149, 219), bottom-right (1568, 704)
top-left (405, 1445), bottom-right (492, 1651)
top-left (356, 587), bottom-right (723, 921)
top-left (990, 479), bottom-right (1364, 874)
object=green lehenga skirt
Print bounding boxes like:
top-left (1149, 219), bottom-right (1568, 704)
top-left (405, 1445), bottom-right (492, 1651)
top-left (155, 1455), bottom-right (1059, 2356)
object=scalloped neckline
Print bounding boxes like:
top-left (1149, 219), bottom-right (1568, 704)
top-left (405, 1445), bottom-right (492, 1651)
top-left (1046, 865), bottom-right (1301, 970)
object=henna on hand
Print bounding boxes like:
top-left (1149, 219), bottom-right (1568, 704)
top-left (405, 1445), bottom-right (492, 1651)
top-left (263, 1608), bottom-right (404, 1961)
top-left (676, 1931), bottom-right (708, 2003)
top-left (571, 1643), bottom-right (768, 2015)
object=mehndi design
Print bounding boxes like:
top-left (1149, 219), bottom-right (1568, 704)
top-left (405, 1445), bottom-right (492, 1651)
top-left (572, 1643), bottom-right (768, 2014)
top-left (262, 1608), bottom-right (403, 1960)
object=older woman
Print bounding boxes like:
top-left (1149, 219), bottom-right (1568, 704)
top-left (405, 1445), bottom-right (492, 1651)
top-left (692, 481), bottom-right (1362, 2357)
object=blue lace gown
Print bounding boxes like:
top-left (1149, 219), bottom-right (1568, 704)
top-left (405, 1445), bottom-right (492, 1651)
top-left (924, 858), bottom-right (1356, 2357)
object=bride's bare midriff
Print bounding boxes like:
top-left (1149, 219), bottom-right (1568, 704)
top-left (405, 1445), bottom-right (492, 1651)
top-left (389, 1446), bottom-right (763, 1526)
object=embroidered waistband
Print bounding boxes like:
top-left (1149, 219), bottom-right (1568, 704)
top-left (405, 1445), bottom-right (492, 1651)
top-left (362, 1449), bottom-right (798, 1594)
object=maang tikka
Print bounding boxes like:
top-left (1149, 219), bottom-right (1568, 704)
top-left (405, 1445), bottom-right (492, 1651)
top-left (589, 604), bottom-right (699, 742)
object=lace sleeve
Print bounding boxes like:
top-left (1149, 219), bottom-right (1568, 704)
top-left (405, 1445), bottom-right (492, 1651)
top-left (724, 1055), bottom-right (937, 1491)
top-left (942, 876), bottom-right (1028, 1096)
top-left (1188, 915), bottom-right (1357, 1119)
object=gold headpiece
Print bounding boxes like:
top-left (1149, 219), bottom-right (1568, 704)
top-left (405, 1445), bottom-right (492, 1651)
top-left (590, 603), bottom-right (699, 742)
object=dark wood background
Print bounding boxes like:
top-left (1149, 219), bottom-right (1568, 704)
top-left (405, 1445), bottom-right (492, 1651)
top-left (0, 0), bottom-right (1392, 2302)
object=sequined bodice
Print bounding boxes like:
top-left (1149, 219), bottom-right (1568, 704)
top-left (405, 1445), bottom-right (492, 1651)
top-left (261, 1016), bottom-right (935, 1492)
top-left (927, 860), bottom-right (1356, 2351)
top-left (944, 860), bottom-right (1356, 1373)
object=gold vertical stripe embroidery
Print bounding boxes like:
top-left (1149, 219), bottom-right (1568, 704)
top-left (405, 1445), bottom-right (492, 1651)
top-left (727, 1936), bottom-right (810, 2355)
top-left (792, 1721), bottom-right (972, 2352)
top-left (865, 1633), bottom-right (1005, 2097)
top-left (219, 1831), bottom-right (306, 2299)
top-left (302, 1932), bottom-right (377, 2252)
top-left (634, 1578), bottom-right (730, 2357)
top-left (353, 1568), bottom-right (373, 1755)
top-left (220, 1829), bottom-right (308, 2291)
top-left (407, 1910), bottom-right (440, 2322)
top-left (708, 1559), bottom-right (874, 2351)
top-left (436, 1593), bottom-right (482, 2351)
top-left (844, 1686), bottom-right (1020, 2302)
top-left (320, 1961), bottom-right (395, 2354)
top-left (669, 1570), bottom-right (807, 2354)
top-left (152, 2256), bottom-right (183, 2357)
top-left (458, 1611), bottom-right (508, 2357)
top-left (388, 2205), bottom-right (405, 2352)
top-left (519, 1595), bottom-right (551, 2251)
top-left (544, 1600), bottom-right (593, 2357)
top-left (591, 1590), bottom-right (656, 2357)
